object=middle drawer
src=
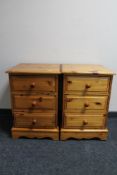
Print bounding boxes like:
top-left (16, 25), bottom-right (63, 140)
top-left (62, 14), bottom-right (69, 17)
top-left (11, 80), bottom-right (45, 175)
top-left (64, 95), bottom-right (108, 113)
top-left (12, 94), bottom-right (56, 110)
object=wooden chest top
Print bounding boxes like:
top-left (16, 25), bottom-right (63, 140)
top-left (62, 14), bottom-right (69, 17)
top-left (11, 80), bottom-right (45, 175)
top-left (6, 63), bottom-right (114, 75)
top-left (6, 63), bottom-right (61, 74)
top-left (62, 64), bottom-right (114, 75)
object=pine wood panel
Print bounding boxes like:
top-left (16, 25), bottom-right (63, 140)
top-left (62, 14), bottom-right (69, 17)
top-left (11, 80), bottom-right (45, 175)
top-left (11, 75), bottom-right (56, 92)
top-left (14, 112), bottom-right (56, 128)
top-left (64, 95), bottom-right (107, 111)
top-left (7, 63), bottom-right (61, 74)
top-left (60, 128), bottom-right (108, 140)
top-left (62, 64), bottom-right (114, 75)
top-left (64, 113), bottom-right (105, 129)
top-left (13, 95), bottom-right (56, 110)
top-left (12, 128), bottom-right (59, 140)
top-left (64, 76), bottom-right (109, 93)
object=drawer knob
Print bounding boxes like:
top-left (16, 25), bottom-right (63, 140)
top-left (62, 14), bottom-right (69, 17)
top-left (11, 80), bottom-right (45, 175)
top-left (84, 103), bottom-right (89, 108)
top-left (39, 97), bottom-right (43, 102)
top-left (83, 120), bottom-right (88, 125)
top-left (32, 119), bottom-right (37, 125)
top-left (30, 82), bottom-right (36, 88)
top-left (32, 101), bottom-right (37, 107)
top-left (67, 80), bottom-right (72, 84)
top-left (95, 102), bottom-right (101, 105)
top-left (85, 84), bottom-right (91, 89)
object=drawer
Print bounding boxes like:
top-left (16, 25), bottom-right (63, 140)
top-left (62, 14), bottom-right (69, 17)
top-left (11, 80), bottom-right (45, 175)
top-left (13, 95), bottom-right (56, 110)
top-left (64, 76), bottom-right (109, 94)
top-left (11, 75), bottom-right (56, 92)
top-left (14, 112), bottom-right (56, 128)
top-left (64, 95), bottom-right (107, 112)
top-left (64, 113), bottom-right (105, 129)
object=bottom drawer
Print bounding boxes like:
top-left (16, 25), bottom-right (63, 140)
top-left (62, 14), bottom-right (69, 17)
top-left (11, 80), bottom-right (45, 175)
top-left (14, 112), bottom-right (56, 128)
top-left (64, 113), bottom-right (106, 129)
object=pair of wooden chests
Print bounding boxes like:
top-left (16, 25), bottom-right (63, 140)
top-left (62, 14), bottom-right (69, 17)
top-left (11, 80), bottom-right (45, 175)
top-left (6, 64), bottom-right (114, 140)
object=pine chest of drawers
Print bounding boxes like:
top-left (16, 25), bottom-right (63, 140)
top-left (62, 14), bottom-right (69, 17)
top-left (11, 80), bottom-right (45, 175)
top-left (60, 64), bottom-right (114, 140)
top-left (7, 63), bottom-right (114, 140)
top-left (7, 64), bottom-right (60, 140)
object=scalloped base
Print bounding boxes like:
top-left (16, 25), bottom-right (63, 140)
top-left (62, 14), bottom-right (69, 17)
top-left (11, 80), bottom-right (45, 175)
top-left (12, 127), bottom-right (59, 140)
top-left (60, 128), bottom-right (108, 140)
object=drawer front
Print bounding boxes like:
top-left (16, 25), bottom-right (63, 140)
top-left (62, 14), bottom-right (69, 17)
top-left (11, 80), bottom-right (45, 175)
top-left (13, 95), bottom-right (56, 110)
top-left (11, 75), bottom-right (56, 92)
top-left (64, 113), bottom-right (105, 129)
top-left (14, 112), bottom-right (56, 128)
top-left (64, 76), bottom-right (109, 93)
top-left (64, 95), bottom-right (107, 112)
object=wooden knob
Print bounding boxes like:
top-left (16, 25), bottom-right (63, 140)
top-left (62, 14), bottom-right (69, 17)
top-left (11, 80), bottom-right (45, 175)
top-left (85, 84), bottom-right (91, 89)
top-left (32, 119), bottom-right (37, 125)
top-left (84, 103), bottom-right (89, 108)
top-left (95, 102), bottom-right (101, 105)
top-left (67, 80), bottom-right (72, 84)
top-left (39, 97), bottom-right (43, 102)
top-left (32, 101), bottom-right (37, 107)
top-left (30, 82), bottom-right (35, 88)
top-left (83, 120), bottom-right (88, 125)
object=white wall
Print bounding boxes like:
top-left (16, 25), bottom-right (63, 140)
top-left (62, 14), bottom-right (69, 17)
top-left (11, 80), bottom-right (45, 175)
top-left (0, 0), bottom-right (117, 110)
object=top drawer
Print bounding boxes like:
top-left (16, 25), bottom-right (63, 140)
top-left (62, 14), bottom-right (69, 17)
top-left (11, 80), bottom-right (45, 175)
top-left (10, 75), bottom-right (57, 92)
top-left (64, 76), bottom-right (110, 93)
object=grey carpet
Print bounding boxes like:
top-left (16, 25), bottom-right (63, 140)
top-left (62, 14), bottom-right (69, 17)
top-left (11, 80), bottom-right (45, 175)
top-left (0, 115), bottom-right (117, 175)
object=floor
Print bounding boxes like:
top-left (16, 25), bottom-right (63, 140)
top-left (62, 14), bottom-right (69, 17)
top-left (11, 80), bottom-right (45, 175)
top-left (0, 114), bottom-right (117, 175)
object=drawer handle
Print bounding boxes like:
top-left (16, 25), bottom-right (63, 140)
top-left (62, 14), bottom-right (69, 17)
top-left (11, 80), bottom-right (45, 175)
top-left (39, 97), bottom-right (43, 102)
top-left (84, 103), bottom-right (89, 108)
top-left (32, 119), bottom-right (37, 125)
top-left (85, 84), bottom-right (91, 89)
top-left (30, 82), bottom-right (36, 88)
top-left (67, 80), bottom-right (72, 84)
top-left (32, 101), bottom-right (37, 107)
top-left (83, 120), bottom-right (88, 125)
top-left (95, 102), bottom-right (101, 105)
